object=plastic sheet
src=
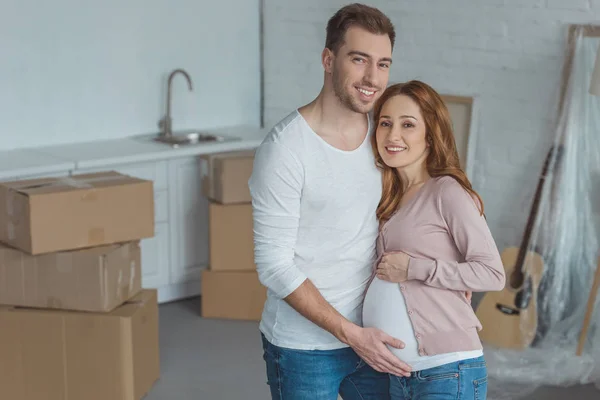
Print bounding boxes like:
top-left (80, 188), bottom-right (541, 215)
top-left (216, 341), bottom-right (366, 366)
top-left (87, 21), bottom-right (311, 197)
top-left (480, 26), bottom-right (600, 399)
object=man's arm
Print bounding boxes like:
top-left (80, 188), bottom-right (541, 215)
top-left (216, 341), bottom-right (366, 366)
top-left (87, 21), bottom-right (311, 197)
top-left (248, 141), bottom-right (307, 298)
top-left (249, 141), bottom-right (411, 376)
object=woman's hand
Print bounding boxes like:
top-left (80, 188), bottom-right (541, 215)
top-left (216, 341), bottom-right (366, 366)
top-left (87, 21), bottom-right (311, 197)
top-left (376, 252), bottom-right (410, 283)
top-left (377, 252), bottom-right (475, 302)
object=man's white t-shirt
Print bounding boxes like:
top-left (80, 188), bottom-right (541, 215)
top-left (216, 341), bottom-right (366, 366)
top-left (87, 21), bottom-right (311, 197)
top-left (248, 110), bottom-right (382, 350)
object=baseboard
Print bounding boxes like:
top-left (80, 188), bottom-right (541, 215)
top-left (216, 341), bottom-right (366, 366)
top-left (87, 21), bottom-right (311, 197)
top-left (155, 280), bottom-right (201, 304)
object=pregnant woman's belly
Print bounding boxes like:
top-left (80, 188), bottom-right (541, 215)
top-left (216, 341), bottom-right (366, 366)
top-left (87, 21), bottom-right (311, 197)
top-left (362, 277), bottom-right (422, 365)
top-left (362, 277), bottom-right (482, 372)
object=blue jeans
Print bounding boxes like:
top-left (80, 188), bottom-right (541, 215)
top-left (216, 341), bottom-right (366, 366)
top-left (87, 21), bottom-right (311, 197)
top-left (261, 333), bottom-right (390, 399)
top-left (390, 356), bottom-right (488, 400)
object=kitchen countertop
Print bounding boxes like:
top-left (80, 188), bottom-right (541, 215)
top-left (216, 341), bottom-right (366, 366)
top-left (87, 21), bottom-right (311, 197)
top-left (0, 149), bottom-right (77, 180)
top-left (0, 125), bottom-right (268, 179)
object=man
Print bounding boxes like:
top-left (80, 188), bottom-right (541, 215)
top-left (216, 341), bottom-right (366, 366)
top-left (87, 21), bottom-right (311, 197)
top-left (248, 3), bottom-right (410, 399)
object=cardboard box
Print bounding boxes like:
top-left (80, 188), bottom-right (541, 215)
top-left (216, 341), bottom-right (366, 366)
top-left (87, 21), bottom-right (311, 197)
top-left (0, 171), bottom-right (154, 255)
top-left (0, 241), bottom-right (141, 312)
top-left (202, 150), bottom-right (254, 204)
top-left (201, 270), bottom-right (266, 321)
top-left (209, 202), bottom-right (255, 271)
top-left (0, 289), bottom-right (160, 400)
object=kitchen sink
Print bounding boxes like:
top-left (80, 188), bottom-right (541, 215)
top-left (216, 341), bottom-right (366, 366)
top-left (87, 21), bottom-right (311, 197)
top-left (150, 131), bottom-right (240, 148)
top-left (148, 69), bottom-right (241, 148)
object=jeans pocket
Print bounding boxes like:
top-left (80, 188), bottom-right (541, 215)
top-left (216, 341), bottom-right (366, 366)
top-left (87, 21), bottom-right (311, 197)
top-left (423, 372), bottom-right (460, 381)
top-left (417, 370), bottom-right (460, 382)
top-left (414, 370), bottom-right (460, 399)
top-left (473, 376), bottom-right (488, 400)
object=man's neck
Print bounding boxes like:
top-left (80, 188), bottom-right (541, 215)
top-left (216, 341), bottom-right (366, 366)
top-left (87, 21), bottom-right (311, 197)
top-left (299, 87), bottom-right (368, 140)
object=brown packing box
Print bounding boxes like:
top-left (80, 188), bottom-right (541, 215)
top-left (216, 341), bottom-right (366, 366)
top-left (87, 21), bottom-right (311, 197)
top-left (0, 289), bottom-right (160, 400)
top-left (0, 171), bottom-right (154, 255)
top-left (201, 270), bottom-right (266, 321)
top-left (0, 241), bottom-right (142, 312)
top-left (209, 202), bottom-right (255, 271)
top-left (202, 150), bottom-right (254, 204)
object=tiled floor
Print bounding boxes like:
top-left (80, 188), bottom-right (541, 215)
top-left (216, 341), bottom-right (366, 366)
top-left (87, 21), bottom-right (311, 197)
top-left (144, 297), bottom-right (599, 400)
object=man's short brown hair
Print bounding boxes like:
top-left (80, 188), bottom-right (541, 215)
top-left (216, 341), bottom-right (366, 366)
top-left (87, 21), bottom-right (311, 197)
top-left (325, 3), bottom-right (395, 54)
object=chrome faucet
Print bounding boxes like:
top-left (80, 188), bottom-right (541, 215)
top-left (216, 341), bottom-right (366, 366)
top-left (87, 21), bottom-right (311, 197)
top-left (159, 69), bottom-right (194, 137)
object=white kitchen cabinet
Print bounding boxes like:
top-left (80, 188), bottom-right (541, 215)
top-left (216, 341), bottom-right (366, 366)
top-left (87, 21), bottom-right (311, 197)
top-left (167, 157), bottom-right (209, 293)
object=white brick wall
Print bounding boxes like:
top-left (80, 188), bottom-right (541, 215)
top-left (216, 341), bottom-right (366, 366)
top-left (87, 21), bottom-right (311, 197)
top-left (263, 0), bottom-right (600, 251)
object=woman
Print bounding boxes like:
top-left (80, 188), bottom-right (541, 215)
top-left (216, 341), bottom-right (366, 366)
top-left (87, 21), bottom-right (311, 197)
top-left (362, 80), bottom-right (506, 400)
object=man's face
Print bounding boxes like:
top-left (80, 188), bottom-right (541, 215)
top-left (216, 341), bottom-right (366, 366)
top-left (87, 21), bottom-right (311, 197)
top-left (329, 26), bottom-right (393, 114)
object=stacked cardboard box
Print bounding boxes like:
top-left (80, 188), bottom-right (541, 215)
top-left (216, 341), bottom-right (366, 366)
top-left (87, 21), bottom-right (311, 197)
top-left (200, 150), bottom-right (267, 321)
top-left (0, 171), bottom-right (160, 400)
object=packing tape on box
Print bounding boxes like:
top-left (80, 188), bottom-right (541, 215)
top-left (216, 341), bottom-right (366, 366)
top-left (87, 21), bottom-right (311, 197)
top-left (115, 242), bottom-right (138, 294)
top-left (130, 260), bottom-right (136, 293)
top-left (5, 174), bottom-right (132, 215)
top-left (6, 223), bottom-right (15, 240)
top-left (9, 174), bottom-right (133, 192)
top-left (117, 269), bottom-right (124, 298)
top-left (102, 262), bottom-right (110, 310)
top-left (116, 244), bottom-right (138, 302)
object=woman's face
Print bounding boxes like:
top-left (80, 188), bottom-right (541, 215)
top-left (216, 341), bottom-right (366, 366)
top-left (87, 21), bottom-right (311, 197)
top-left (376, 94), bottom-right (428, 170)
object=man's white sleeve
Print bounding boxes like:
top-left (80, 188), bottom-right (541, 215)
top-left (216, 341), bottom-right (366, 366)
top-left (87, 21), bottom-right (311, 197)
top-left (248, 141), bottom-right (308, 299)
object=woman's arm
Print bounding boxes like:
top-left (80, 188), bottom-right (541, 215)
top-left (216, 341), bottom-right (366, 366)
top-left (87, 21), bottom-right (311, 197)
top-left (406, 178), bottom-right (506, 292)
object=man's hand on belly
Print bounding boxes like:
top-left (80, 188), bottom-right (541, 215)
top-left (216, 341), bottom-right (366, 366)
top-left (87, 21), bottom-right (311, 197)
top-left (340, 324), bottom-right (412, 377)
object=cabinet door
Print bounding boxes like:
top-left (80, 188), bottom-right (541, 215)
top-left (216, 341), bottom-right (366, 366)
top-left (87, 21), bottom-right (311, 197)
top-left (140, 221), bottom-right (170, 289)
top-left (168, 157), bottom-right (209, 286)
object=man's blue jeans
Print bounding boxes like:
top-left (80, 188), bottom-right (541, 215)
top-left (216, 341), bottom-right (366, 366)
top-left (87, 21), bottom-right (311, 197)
top-left (389, 355), bottom-right (488, 399)
top-left (261, 333), bottom-right (390, 399)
